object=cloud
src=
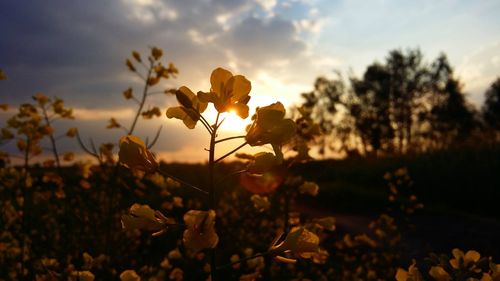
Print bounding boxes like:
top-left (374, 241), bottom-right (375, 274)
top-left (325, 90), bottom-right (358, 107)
top-left (457, 41), bottom-right (500, 105)
top-left (218, 16), bottom-right (306, 71)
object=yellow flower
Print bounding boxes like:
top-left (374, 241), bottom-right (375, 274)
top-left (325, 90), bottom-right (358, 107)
top-left (107, 118), bottom-right (121, 129)
top-left (313, 217), bottom-right (336, 231)
top-left (69, 271), bottom-right (95, 281)
top-left (230, 254), bottom-right (241, 269)
top-left (132, 51), bottom-right (141, 62)
top-left (429, 266), bottom-right (451, 281)
top-left (182, 210), bottom-right (219, 253)
top-left (169, 268), bottom-right (183, 281)
top-left (166, 86), bottom-right (208, 129)
top-left (120, 270), bottom-right (140, 281)
top-left (123, 88), bottom-right (133, 99)
top-left (239, 271), bottom-right (261, 281)
top-left (197, 67), bottom-right (251, 118)
top-left (33, 93), bottom-right (50, 105)
top-left (450, 248), bottom-right (481, 269)
top-left (245, 102), bottom-right (296, 147)
top-left (121, 204), bottom-right (170, 236)
top-left (269, 227), bottom-right (319, 263)
top-left (66, 127), bottom-right (77, 138)
top-left (299, 181), bottom-right (319, 196)
top-left (63, 152), bottom-right (75, 162)
top-left (301, 248), bottom-right (329, 264)
top-left (395, 260), bottom-right (424, 281)
top-left (151, 46), bottom-right (163, 60)
top-left (118, 135), bottom-right (158, 172)
top-left (250, 194), bottom-right (270, 212)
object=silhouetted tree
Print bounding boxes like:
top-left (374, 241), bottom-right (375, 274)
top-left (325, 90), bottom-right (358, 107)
top-left (482, 78), bottom-right (500, 140)
top-left (423, 54), bottom-right (478, 149)
top-left (385, 49), bottom-right (428, 153)
top-left (298, 49), bottom-right (480, 158)
top-left (299, 74), bottom-right (350, 156)
top-left (349, 63), bottom-right (394, 156)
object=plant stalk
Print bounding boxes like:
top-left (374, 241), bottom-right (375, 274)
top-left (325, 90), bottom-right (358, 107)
top-left (128, 61), bottom-right (153, 135)
top-left (208, 112), bottom-right (220, 281)
top-left (41, 104), bottom-right (61, 169)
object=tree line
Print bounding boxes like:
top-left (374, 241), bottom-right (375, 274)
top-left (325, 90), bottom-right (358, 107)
top-left (298, 48), bottom-right (500, 158)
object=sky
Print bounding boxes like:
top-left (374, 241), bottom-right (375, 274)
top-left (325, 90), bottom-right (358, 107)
top-left (1, 0), bottom-right (500, 163)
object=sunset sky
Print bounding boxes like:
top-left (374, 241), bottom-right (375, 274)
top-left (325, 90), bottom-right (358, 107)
top-left (1, 0), bottom-right (500, 162)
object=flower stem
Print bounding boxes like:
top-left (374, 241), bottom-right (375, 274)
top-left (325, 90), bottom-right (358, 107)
top-left (214, 169), bottom-right (247, 186)
top-left (214, 135), bottom-right (246, 144)
top-left (214, 141), bottom-right (248, 163)
top-left (41, 104), bottom-right (61, 169)
top-left (208, 112), bottom-right (220, 281)
top-left (198, 113), bottom-right (213, 134)
top-left (156, 168), bottom-right (208, 195)
top-left (128, 60), bottom-right (152, 135)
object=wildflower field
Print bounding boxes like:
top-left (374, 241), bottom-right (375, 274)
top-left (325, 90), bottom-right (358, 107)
top-left (2, 41), bottom-right (500, 281)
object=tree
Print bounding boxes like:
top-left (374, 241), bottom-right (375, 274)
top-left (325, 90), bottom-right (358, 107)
top-left (385, 49), bottom-right (428, 153)
top-left (424, 54), bottom-right (477, 149)
top-left (299, 49), bottom-right (479, 158)
top-left (482, 78), bottom-right (500, 138)
top-left (299, 74), bottom-right (349, 156)
top-left (349, 63), bottom-right (394, 156)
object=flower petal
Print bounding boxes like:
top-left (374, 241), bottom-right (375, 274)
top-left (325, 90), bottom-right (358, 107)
top-left (229, 103), bottom-right (250, 119)
top-left (210, 67), bottom-right (233, 95)
top-left (227, 75), bottom-right (251, 102)
top-left (166, 106), bottom-right (199, 129)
